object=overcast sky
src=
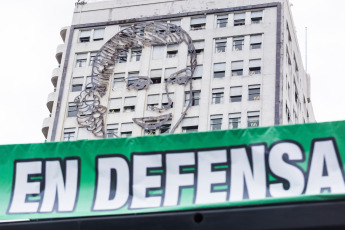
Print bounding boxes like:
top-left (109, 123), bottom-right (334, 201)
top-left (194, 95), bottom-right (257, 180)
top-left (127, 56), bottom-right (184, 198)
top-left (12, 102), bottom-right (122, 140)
top-left (0, 0), bottom-right (343, 145)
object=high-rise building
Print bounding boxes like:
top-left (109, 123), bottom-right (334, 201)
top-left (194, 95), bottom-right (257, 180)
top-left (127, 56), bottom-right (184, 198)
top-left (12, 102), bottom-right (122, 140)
top-left (42, 0), bottom-right (315, 142)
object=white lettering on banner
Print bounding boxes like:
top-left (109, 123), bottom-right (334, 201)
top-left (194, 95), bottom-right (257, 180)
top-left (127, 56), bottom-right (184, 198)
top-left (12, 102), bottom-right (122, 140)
top-left (269, 142), bottom-right (305, 197)
top-left (131, 154), bottom-right (163, 209)
top-left (163, 152), bottom-right (195, 207)
top-left (8, 161), bottom-right (42, 213)
top-left (8, 138), bottom-right (345, 214)
top-left (40, 160), bottom-right (79, 212)
top-left (305, 139), bottom-right (345, 195)
top-left (195, 150), bottom-right (227, 205)
top-left (229, 145), bottom-right (266, 201)
top-left (8, 158), bottom-right (80, 214)
top-left (93, 156), bottom-right (130, 211)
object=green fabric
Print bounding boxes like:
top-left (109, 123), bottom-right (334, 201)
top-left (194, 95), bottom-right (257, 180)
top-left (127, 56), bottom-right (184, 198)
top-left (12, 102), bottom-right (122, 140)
top-left (0, 121), bottom-right (345, 221)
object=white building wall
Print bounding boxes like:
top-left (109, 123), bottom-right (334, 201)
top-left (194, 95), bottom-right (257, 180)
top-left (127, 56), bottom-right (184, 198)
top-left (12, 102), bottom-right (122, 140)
top-left (42, 0), bottom-right (316, 142)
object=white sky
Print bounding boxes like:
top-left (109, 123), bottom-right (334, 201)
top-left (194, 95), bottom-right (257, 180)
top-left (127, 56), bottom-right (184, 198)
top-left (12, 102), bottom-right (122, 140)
top-left (0, 0), bottom-right (343, 145)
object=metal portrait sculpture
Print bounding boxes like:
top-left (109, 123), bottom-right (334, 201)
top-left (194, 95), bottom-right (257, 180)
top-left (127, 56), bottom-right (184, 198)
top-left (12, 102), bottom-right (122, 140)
top-left (74, 21), bottom-right (197, 137)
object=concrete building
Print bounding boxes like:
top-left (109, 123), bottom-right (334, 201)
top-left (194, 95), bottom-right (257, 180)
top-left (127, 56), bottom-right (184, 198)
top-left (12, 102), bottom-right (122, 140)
top-left (42, 0), bottom-right (315, 142)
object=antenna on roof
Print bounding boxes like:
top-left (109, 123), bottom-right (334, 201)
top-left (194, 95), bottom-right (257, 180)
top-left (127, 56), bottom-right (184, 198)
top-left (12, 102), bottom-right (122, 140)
top-left (305, 27), bottom-right (308, 73)
top-left (76, 0), bottom-right (87, 6)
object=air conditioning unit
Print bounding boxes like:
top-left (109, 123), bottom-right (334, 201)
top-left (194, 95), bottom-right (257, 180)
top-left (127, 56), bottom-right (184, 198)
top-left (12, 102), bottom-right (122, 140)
top-left (250, 71), bottom-right (256, 75)
top-left (217, 49), bottom-right (223, 53)
top-left (235, 48), bottom-right (240, 51)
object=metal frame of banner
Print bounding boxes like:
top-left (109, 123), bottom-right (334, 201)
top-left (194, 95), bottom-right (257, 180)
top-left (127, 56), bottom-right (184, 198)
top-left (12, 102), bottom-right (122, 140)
top-left (1, 200), bottom-right (345, 230)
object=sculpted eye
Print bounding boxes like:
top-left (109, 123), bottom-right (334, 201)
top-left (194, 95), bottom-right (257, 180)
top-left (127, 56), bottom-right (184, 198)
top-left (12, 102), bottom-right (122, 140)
top-left (126, 76), bottom-right (152, 90)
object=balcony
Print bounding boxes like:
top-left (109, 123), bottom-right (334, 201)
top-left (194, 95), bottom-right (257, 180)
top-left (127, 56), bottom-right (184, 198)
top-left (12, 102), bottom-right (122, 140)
top-left (60, 26), bottom-right (69, 43)
top-left (42, 117), bottom-right (51, 139)
top-left (55, 44), bottom-right (66, 65)
top-left (46, 92), bottom-right (56, 113)
top-left (51, 68), bottom-right (60, 88)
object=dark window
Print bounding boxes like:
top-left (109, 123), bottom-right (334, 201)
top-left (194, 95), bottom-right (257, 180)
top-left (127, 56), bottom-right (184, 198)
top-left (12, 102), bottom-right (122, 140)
top-left (68, 105), bottom-right (77, 117)
top-left (229, 113), bottom-right (241, 129)
top-left (248, 85), bottom-right (261, 101)
top-left (217, 15), bottom-right (228, 28)
top-left (182, 126), bottom-right (198, 133)
top-left (233, 37), bottom-right (244, 51)
top-left (185, 91), bottom-right (200, 106)
top-left (72, 84), bottom-right (83, 92)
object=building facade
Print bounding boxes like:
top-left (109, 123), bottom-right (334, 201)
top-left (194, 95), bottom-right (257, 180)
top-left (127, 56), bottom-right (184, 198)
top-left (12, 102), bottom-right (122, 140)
top-left (42, 0), bottom-right (315, 142)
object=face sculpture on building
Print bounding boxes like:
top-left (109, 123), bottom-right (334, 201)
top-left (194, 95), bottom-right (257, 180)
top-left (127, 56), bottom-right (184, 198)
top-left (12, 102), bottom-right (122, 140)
top-left (74, 21), bottom-right (197, 137)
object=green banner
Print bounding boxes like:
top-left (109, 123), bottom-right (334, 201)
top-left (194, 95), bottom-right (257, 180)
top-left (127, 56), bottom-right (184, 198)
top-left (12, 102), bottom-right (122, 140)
top-left (1, 121), bottom-right (345, 221)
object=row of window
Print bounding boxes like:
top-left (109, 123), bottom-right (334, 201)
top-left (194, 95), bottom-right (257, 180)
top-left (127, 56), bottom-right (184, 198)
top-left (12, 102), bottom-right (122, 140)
top-left (191, 10), bottom-right (263, 30)
top-left (215, 34), bottom-right (262, 53)
top-left (63, 111), bottom-right (260, 141)
top-left (67, 85), bottom-right (260, 117)
top-left (77, 11), bottom-right (264, 44)
top-left (75, 34), bottom-right (262, 67)
top-left (71, 58), bottom-right (262, 92)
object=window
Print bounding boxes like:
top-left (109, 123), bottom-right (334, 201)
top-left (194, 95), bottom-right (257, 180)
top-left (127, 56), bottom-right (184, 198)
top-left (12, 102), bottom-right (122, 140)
top-left (79, 30), bottom-right (91, 42)
top-left (113, 73), bottom-right (125, 88)
top-left (169, 20), bottom-right (181, 26)
top-left (75, 53), bottom-right (87, 67)
top-left (193, 40), bottom-right (204, 55)
top-left (217, 15), bottom-right (228, 28)
top-left (150, 69), bottom-right (162, 84)
top-left (229, 113), bottom-right (241, 129)
top-left (89, 52), bottom-right (97, 66)
top-left (144, 128), bottom-right (156, 136)
top-left (106, 124), bottom-right (118, 138)
top-left (247, 111), bottom-right (260, 127)
top-left (192, 65), bottom-right (203, 80)
top-left (249, 59), bottom-right (261, 75)
top-left (127, 72), bottom-right (140, 87)
top-left (116, 49), bottom-right (128, 63)
top-left (212, 88), bottom-right (224, 104)
top-left (71, 77), bottom-right (84, 92)
top-left (251, 11), bottom-right (263, 24)
top-left (248, 85), bottom-right (261, 101)
top-left (124, 96), bottom-right (136, 112)
top-left (159, 120), bottom-right (171, 134)
top-left (231, 61), bottom-right (243, 76)
top-left (294, 55), bottom-right (299, 73)
top-left (164, 67), bottom-right (177, 82)
top-left (213, 63), bottom-right (226, 78)
top-left (147, 94), bottom-right (159, 110)
top-left (167, 44), bottom-right (178, 58)
top-left (287, 23), bottom-right (292, 42)
top-left (85, 76), bottom-right (92, 89)
top-left (230, 86), bottom-right (242, 102)
top-left (234, 13), bottom-right (245, 26)
top-left (215, 38), bottom-right (227, 53)
top-left (121, 123), bottom-right (133, 137)
top-left (182, 117), bottom-right (199, 133)
top-left (93, 28), bottom-right (105, 41)
top-left (233, 36), bottom-right (244, 51)
top-left (152, 45), bottom-right (165, 60)
top-left (185, 91), bottom-right (200, 106)
top-left (190, 17), bottom-right (206, 30)
top-left (210, 114), bottom-right (222, 131)
top-left (67, 103), bottom-right (77, 117)
top-left (131, 48), bottom-right (142, 62)
top-left (109, 98), bottom-right (121, 113)
top-left (162, 93), bottom-right (174, 108)
top-left (250, 34), bottom-right (262, 49)
top-left (286, 104), bottom-right (291, 122)
top-left (63, 128), bottom-right (75, 141)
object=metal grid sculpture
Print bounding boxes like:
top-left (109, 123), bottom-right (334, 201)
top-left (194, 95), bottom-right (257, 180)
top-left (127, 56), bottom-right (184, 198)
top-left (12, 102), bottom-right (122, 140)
top-left (74, 21), bottom-right (197, 137)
